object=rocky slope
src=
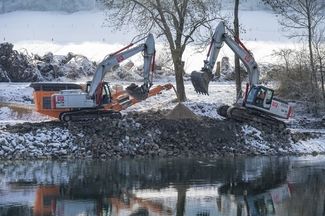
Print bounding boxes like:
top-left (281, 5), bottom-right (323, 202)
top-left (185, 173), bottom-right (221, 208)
top-left (0, 109), bottom-right (300, 160)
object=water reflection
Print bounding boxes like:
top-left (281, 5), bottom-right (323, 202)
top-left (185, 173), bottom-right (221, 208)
top-left (0, 156), bottom-right (324, 216)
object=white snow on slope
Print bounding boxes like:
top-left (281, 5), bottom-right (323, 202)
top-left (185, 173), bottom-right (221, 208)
top-left (123, 81), bottom-right (236, 119)
top-left (291, 137), bottom-right (325, 154)
top-left (241, 125), bottom-right (274, 154)
top-left (0, 82), bottom-right (33, 103)
top-left (0, 83), bottom-right (51, 123)
top-left (0, 127), bottom-right (77, 159)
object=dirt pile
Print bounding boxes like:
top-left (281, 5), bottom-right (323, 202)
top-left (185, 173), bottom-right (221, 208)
top-left (0, 43), bottom-right (40, 82)
top-left (165, 103), bottom-right (199, 120)
top-left (0, 42), bottom-right (96, 82)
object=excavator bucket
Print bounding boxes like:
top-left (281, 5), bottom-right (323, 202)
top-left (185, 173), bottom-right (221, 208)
top-left (191, 70), bottom-right (213, 94)
top-left (126, 83), bottom-right (149, 101)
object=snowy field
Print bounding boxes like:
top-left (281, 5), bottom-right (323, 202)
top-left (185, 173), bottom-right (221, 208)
top-left (0, 10), bottom-right (300, 73)
top-left (0, 81), bottom-right (236, 123)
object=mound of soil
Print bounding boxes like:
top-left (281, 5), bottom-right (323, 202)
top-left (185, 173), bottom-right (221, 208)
top-left (165, 103), bottom-right (199, 120)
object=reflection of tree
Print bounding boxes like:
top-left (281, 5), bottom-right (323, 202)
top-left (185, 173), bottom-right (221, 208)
top-left (176, 185), bottom-right (187, 216)
top-left (217, 158), bottom-right (290, 216)
top-left (1, 157), bottom-right (293, 216)
top-left (0, 206), bottom-right (33, 216)
top-left (286, 167), bottom-right (325, 216)
top-left (219, 158), bottom-right (290, 196)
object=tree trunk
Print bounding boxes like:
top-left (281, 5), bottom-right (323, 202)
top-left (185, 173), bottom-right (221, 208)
top-left (234, 0), bottom-right (241, 100)
top-left (306, 1), bottom-right (318, 114)
top-left (172, 49), bottom-right (186, 102)
top-left (176, 185), bottom-right (187, 216)
top-left (320, 57), bottom-right (325, 99)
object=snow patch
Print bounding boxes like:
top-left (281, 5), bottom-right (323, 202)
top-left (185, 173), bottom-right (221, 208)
top-left (242, 125), bottom-right (270, 153)
top-left (291, 135), bottom-right (325, 154)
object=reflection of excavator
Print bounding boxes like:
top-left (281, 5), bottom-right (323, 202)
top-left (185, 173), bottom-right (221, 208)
top-left (34, 186), bottom-right (60, 216)
top-left (191, 21), bottom-right (293, 128)
top-left (32, 185), bottom-right (173, 216)
top-left (30, 33), bottom-right (175, 121)
top-left (218, 183), bottom-right (292, 216)
top-left (109, 194), bottom-right (173, 215)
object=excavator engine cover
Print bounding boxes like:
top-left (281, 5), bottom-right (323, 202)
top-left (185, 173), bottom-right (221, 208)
top-left (126, 83), bottom-right (149, 101)
top-left (191, 70), bottom-right (213, 94)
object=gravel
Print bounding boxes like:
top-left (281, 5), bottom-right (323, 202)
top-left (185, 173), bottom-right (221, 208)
top-left (0, 110), bottom-right (315, 160)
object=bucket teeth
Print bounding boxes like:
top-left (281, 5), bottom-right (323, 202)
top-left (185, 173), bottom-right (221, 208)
top-left (126, 83), bottom-right (149, 101)
top-left (191, 70), bottom-right (213, 95)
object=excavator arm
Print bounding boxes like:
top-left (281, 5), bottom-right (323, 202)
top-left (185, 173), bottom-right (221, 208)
top-left (191, 21), bottom-right (259, 94)
top-left (88, 33), bottom-right (155, 100)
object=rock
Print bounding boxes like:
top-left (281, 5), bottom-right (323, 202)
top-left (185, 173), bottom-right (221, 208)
top-left (0, 137), bottom-right (8, 145)
top-left (48, 142), bottom-right (61, 149)
top-left (2, 145), bottom-right (12, 152)
top-left (33, 142), bottom-right (44, 148)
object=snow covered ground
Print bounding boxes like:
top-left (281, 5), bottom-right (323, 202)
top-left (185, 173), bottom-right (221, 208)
top-left (0, 81), bottom-right (325, 156)
top-left (0, 81), bottom-right (235, 122)
top-left (0, 10), bottom-right (300, 73)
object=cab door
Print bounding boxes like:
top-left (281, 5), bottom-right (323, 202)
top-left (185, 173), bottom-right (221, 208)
top-left (246, 86), bottom-right (274, 110)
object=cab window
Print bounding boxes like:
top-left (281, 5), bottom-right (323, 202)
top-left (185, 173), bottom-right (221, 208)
top-left (265, 90), bottom-right (273, 105)
top-left (246, 87), bottom-right (258, 104)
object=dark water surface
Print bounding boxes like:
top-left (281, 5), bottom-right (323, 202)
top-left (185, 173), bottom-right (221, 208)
top-left (1, 156), bottom-right (325, 216)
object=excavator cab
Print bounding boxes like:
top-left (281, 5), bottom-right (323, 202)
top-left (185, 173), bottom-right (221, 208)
top-left (86, 81), bottom-right (112, 105)
top-left (245, 86), bottom-right (274, 110)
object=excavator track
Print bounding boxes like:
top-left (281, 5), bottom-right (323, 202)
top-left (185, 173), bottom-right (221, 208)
top-left (217, 105), bottom-right (286, 131)
top-left (59, 109), bottom-right (122, 122)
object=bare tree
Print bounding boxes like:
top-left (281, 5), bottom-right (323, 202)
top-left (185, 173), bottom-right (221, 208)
top-left (101, 0), bottom-right (221, 101)
top-left (272, 49), bottom-right (294, 74)
top-left (234, 0), bottom-right (241, 100)
top-left (313, 28), bottom-right (325, 99)
top-left (263, 0), bottom-right (325, 112)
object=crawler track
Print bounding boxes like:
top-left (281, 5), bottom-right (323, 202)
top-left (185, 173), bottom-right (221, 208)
top-left (59, 109), bottom-right (122, 122)
top-left (217, 105), bottom-right (286, 130)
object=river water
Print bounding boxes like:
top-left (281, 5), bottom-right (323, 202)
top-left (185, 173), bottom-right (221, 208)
top-left (0, 156), bottom-right (324, 216)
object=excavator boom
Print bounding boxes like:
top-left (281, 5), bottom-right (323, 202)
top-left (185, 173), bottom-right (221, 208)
top-left (191, 21), bottom-right (259, 95)
top-left (89, 34), bottom-right (155, 100)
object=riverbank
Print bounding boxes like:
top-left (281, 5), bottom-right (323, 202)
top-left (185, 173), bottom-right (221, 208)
top-left (1, 108), bottom-right (324, 160)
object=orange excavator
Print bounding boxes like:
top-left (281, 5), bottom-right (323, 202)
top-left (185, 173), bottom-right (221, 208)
top-left (30, 34), bottom-right (175, 121)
